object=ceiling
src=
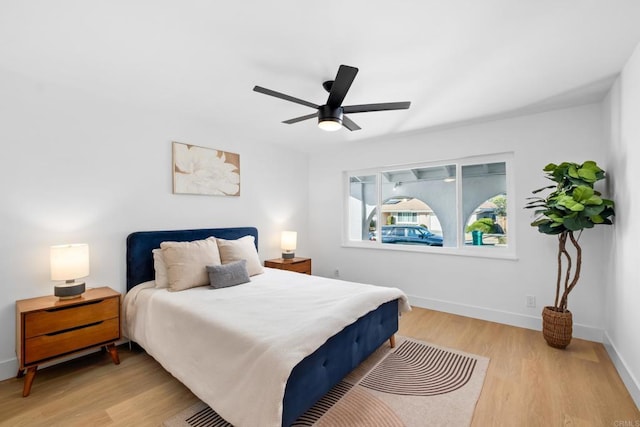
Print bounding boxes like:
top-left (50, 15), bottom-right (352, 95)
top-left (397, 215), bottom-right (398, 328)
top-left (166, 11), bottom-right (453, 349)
top-left (2, 1), bottom-right (640, 152)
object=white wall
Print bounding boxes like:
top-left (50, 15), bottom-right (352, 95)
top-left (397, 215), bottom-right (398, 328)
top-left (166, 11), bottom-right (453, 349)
top-left (603, 42), bottom-right (640, 407)
top-left (0, 69), bottom-right (309, 380)
top-left (3, 56), bottom-right (636, 403)
top-left (309, 104), bottom-right (609, 340)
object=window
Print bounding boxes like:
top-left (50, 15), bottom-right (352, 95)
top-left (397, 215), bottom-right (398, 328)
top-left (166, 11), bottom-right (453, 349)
top-left (396, 212), bottom-right (417, 224)
top-left (345, 153), bottom-right (514, 258)
top-left (348, 174), bottom-right (377, 241)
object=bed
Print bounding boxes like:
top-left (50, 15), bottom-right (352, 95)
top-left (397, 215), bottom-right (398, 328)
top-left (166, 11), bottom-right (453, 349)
top-left (124, 227), bottom-right (409, 427)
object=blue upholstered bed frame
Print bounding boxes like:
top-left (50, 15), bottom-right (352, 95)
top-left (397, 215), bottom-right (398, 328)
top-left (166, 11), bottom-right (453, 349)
top-left (126, 227), bottom-right (398, 426)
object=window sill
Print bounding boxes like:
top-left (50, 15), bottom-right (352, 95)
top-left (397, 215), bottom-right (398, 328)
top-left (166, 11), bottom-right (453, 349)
top-left (342, 240), bottom-right (518, 260)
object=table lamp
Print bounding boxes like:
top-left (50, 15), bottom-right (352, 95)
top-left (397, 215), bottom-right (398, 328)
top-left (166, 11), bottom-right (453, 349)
top-left (50, 243), bottom-right (89, 299)
top-left (281, 231), bottom-right (297, 259)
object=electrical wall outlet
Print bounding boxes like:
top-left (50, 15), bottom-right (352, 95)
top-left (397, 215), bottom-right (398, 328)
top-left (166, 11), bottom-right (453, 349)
top-left (526, 295), bottom-right (536, 308)
top-left (334, 268), bottom-right (340, 278)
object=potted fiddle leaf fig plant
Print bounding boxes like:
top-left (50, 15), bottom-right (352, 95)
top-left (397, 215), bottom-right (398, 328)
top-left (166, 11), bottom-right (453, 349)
top-left (525, 161), bottom-right (615, 349)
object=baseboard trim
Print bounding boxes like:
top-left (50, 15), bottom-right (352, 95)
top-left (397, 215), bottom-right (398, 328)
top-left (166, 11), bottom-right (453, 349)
top-left (0, 339), bottom-right (130, 382)
top-left (0, 357), bottom-right (18, 382)
top-left (407, 294), bottom-right (604, 343)
top-left (603, 332), bottom-right (640, 409)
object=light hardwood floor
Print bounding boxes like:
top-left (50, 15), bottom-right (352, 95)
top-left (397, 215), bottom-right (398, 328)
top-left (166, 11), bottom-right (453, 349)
top-left (1, 306), bottom-right (638, 426)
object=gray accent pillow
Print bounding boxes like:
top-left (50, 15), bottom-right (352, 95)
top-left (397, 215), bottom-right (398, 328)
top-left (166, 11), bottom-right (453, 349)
top-left (207, 259), bottom-right (250, 289)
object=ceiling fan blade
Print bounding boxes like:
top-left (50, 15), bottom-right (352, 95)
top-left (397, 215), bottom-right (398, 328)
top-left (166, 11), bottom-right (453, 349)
top-left (326, 65), bottom-right (358, 108)
top-left (343, 101), bottom-right (411, 114)
top-left (253, 86), bottom-right (319, 109)
top-left (283, 112), bottom-right (318, 124)
top-left (342, 115), bottom-right (361, 131)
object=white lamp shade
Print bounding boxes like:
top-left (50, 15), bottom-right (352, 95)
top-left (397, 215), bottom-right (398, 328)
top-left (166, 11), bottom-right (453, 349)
top-left (281, 231), bottom-right (297, 251)
top-left (50, 244), bottom-right (90, 281)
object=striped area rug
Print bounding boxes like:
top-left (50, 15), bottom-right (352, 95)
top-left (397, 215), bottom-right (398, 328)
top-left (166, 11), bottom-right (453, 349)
top-left (163, 337), bottom-right (489, 427)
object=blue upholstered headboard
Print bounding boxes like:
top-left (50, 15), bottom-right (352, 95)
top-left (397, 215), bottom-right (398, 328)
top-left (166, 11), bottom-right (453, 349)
top-left (126, 227), bottom-right (258, 291)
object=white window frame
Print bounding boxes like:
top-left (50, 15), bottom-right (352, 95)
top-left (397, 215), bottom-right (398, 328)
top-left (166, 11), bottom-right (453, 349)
top-left (343, 152), bottom-right (516, 260)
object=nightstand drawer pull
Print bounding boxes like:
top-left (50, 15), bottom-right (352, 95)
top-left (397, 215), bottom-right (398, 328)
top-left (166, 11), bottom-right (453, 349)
top-left (44, 299), bottom-right (103, 312)
top-left (44, 321), bottom-right (103, 336)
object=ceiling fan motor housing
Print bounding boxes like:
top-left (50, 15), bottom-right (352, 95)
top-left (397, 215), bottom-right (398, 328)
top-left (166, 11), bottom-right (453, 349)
top-left (318, 105), bottom-right (343, 125)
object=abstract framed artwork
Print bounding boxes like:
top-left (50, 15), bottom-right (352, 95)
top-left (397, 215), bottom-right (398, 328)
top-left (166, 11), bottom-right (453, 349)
top-left (172, 141), bottom-right (240, 196)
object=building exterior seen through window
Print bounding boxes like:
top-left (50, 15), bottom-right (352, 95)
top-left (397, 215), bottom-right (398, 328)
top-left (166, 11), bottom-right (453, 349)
top-left (346, 154), bottom-right (512, 255)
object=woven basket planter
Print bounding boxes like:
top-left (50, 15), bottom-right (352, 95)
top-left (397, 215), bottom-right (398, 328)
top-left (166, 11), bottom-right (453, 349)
top-left (542, 306), bottom-right (573, 349)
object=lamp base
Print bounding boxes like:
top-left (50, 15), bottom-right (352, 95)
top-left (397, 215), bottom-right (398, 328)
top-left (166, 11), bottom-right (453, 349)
top-left (282, 252), bottom-right (295, 260)
top-left (54, 282), bottom-right (86, 300)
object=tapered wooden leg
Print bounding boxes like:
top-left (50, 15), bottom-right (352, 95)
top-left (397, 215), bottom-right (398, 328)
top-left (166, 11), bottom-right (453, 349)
top-left (22, 367), bottom-right (37, 397)
top-left (16, 369), bottom-right (24, 379)
top-left (389, 334), bottom-right (396, 348)
top-left (106, 344), bottom-right (120, 365)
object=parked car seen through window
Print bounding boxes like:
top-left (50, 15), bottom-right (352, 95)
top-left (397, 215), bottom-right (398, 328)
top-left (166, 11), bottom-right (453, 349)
top-left (374, 225), bottom-right (443, 246)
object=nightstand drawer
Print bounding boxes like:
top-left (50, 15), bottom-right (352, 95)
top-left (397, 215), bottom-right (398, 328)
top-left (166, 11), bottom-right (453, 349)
top-left (24, 297), bottom-right (119, 338)
top-left (24, 317), bottom-right (120, 364)
top-left (286, 261), bottom-right (311, 274)
top-left (264, 257), bottom-right (312, 275)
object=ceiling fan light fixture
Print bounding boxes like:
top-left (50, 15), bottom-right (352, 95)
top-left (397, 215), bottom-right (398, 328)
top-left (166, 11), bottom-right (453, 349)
top-left (318, 105), bottom-right (343, 131)
top-left (318, 117), bottom-right (342, 131)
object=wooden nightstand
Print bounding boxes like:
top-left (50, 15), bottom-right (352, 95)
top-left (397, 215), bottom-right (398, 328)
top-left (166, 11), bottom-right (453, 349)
top-left (264, 257), bottom-right (312, 275)
top-left (15, 286), bottom-right (121, 397)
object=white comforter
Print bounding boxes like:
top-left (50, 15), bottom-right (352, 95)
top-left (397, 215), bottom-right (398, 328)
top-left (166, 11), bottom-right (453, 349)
top-left (124, 268), bottom-right (410, 427)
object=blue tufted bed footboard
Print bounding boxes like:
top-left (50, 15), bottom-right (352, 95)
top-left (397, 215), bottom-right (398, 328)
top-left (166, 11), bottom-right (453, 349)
top-left (282, 299), bottom-right (397, 425)
top-left (126, 227), bottom-right (399, 426)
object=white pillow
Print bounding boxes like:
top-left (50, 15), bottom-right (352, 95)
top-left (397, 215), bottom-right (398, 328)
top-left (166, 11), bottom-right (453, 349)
top-left (216, 235), bottom-right (264, 276)
top-left (152, 248), bottom-right (169, 289)
top-left (160, 237), bottom-right (222, 291)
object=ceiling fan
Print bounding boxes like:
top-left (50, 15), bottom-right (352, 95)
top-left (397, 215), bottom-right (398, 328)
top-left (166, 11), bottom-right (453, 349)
top-left (253, 65), bottom-right (411, 132)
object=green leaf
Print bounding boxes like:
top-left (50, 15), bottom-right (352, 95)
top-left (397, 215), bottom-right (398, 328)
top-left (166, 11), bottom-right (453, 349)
top-left (531, 218), bottom-right (551, 227)
top-left (600, 207), bottom-right (616, 219)
top-left (583, 204), bottom-right (605, 217)
top-left (543, 163), bottom-right (557, 172)
top-left (591, 214), bottom-right (604, 224)
top-left (581, 160), bottom-right (602, 173)
top-left (577, 167), bottom-right (597, 182)
top-left (568, 164), bottom-right (580, 179)
top-left (538, 222), bottom-right (564, 234)
top-left (531, 185), bottom-right (556, 194)
top-left (545, 216), bottom-right (563, 226)
top-left (557, 195), bottom-right (584, 211)
top-left (572, 186), bottom-right (594, 202)
top-left (564, 216), bottom-right (596, 231)
top-left (584, 195), bottom-right (602, 205)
